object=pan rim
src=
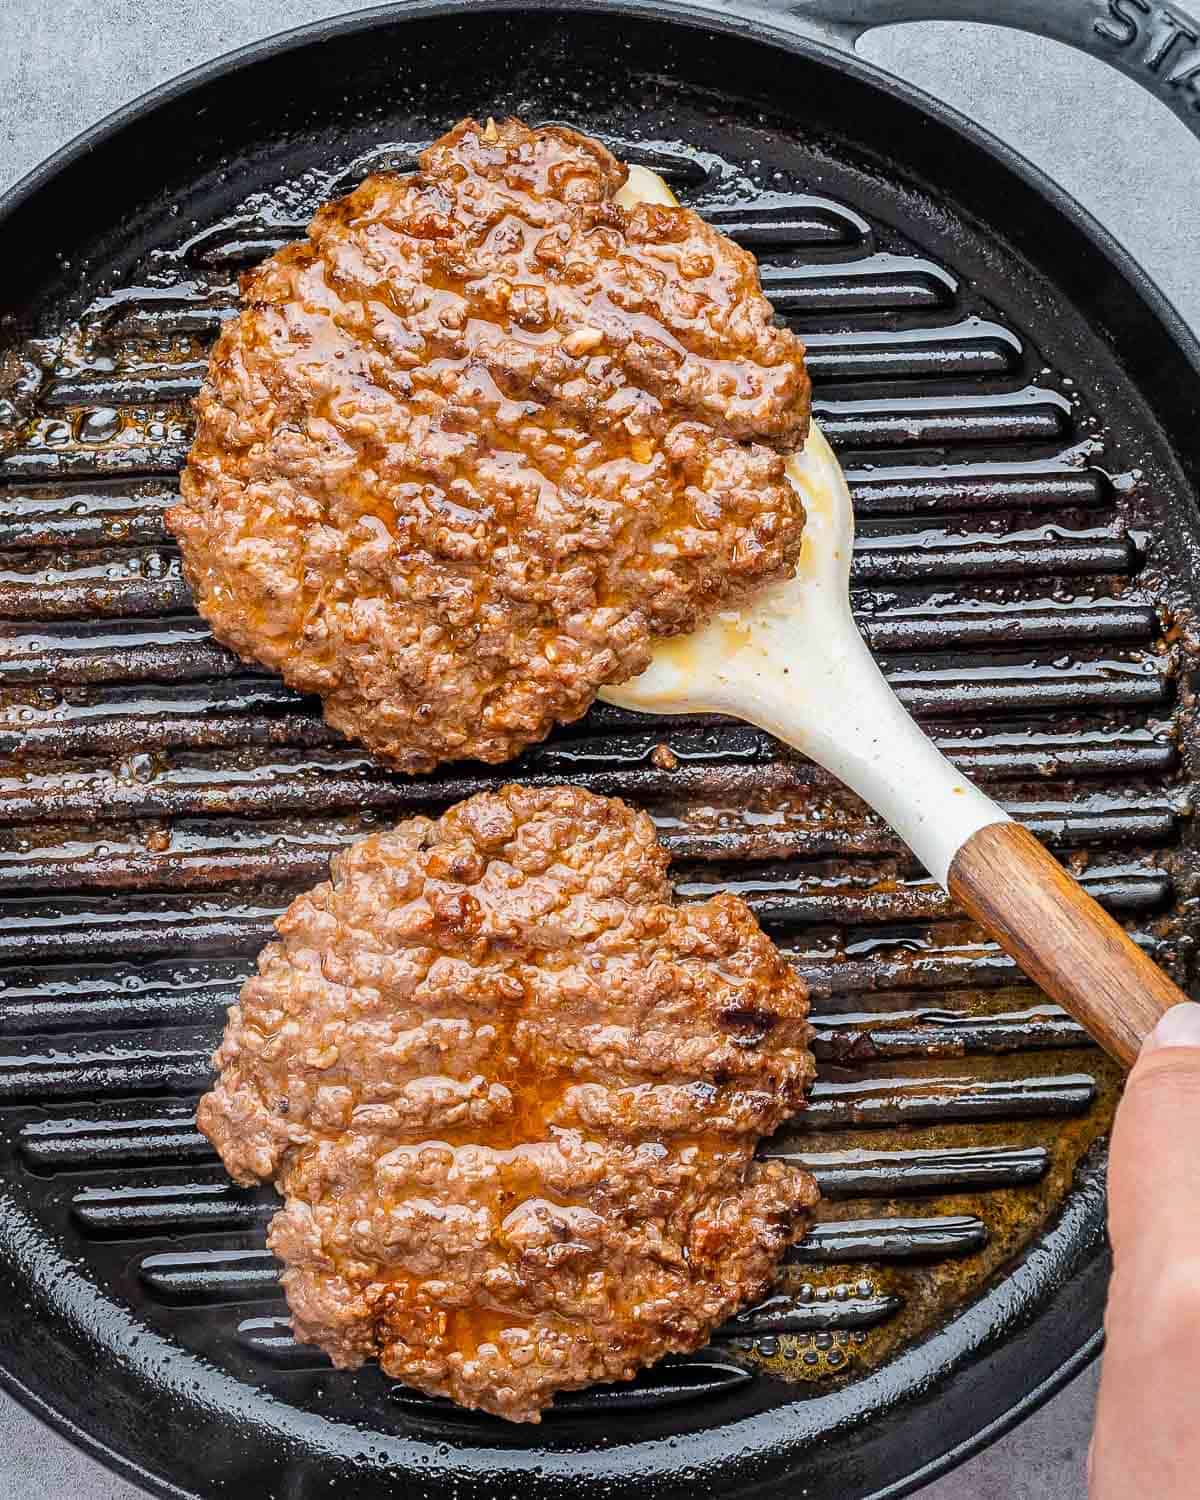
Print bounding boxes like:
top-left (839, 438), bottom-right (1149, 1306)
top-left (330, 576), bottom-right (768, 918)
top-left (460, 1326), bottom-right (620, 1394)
top-left (0, 1), bottom-right (1172, 1494)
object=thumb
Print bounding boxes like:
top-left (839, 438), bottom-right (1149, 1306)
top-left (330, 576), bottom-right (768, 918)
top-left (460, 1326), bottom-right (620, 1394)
top-left (1091, 1002), bottom-right (1200, 1498)
top-left (1107, 1001), bottom-right (1200, 1270)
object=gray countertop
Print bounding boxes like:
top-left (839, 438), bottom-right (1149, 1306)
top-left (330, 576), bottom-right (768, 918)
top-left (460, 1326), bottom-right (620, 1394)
top-left (3, 3), bottom-right (1198, 1496)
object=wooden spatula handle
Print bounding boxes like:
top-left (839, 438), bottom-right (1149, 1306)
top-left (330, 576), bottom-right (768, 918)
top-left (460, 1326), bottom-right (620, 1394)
top-left (948, 822), bottom-right (1190, 1068)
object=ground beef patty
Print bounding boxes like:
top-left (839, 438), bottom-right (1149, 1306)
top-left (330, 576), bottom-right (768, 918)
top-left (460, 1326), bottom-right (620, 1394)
top-left (198, 785), bottom-right (818, 1421)
top-left (169, 118), bottom-right (811, 772)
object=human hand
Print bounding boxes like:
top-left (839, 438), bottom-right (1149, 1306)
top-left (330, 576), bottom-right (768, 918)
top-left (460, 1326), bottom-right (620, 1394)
top-left (1091, 1001), bottom-right (1200, 1496)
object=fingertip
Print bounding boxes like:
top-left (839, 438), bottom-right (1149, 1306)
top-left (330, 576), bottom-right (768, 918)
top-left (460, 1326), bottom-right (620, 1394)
top-left (1141, 1001), bottom-right (1200, 1056)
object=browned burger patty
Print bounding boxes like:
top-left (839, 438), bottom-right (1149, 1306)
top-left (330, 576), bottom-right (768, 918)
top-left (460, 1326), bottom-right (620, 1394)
top-left (198, 785), bottom-right (818, 1421)
top-left (169, 118), bottom-right (811, 772)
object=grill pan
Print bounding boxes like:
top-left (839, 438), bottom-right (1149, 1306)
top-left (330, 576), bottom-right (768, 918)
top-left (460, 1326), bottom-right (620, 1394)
top-left (1, 1), bottom-right (1199, 1495)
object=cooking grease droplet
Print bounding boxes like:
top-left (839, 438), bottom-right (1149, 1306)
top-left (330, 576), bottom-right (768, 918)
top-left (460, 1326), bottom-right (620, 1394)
top-left (78, 407), bottom-right (122, 443)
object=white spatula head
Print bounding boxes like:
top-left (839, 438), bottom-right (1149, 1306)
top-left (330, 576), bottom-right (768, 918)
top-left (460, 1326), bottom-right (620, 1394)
top-left (600, 166), bottom-right (1006, 887)
top-left (601, 423), bottom-right (856, 730)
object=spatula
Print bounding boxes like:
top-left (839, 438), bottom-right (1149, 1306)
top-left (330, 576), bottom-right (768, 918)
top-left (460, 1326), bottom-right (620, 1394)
top-left (603, 166), bottom-right (1190, 1067)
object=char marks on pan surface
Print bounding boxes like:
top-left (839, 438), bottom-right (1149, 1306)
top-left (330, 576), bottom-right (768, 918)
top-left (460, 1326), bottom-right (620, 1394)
top-left (168, 119), bottom-right (811, 773)
top-left (197, 785), bottom-right (817, 1422)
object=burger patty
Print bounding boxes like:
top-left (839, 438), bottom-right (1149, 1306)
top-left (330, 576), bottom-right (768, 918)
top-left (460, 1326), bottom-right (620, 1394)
top-left (169, 117), bottom-right (811, 772)
top-left (197, 785), bottom-right (818, 1421)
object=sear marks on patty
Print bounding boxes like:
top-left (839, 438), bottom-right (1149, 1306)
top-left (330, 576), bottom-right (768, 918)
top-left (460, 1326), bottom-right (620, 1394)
top-left (169, 118), bottom-right (811, 772)
top-left (198, 785), bottom-right (818, 1421)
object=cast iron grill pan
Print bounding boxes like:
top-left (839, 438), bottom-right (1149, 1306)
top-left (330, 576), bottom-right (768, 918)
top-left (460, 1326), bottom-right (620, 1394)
top-left (0, 5), bottom-right (1198, 1498)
